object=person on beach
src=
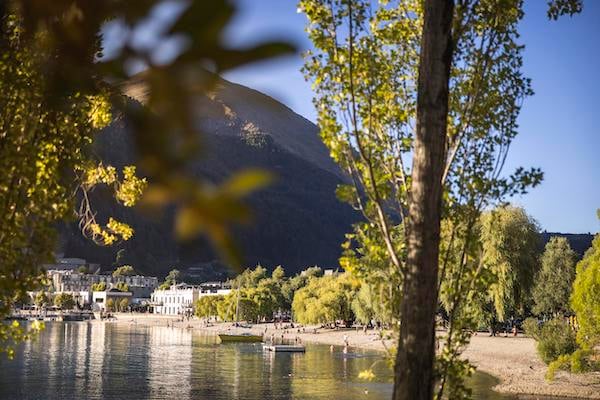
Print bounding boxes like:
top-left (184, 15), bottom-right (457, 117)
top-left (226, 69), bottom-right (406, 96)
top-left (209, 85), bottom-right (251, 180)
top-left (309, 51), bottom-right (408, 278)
top-left (343, 334), bottom-right (349, 347)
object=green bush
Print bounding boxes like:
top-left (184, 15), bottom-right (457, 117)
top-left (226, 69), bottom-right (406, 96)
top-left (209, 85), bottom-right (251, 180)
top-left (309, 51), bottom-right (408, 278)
top-left (546, 349), bottom-right (597, 380)
top-left (570, 349), bottom-right (593, 373)
top-left (536, 319), bottom-right (577, 364)
top-left (523, 317), bottom-right (540, 339)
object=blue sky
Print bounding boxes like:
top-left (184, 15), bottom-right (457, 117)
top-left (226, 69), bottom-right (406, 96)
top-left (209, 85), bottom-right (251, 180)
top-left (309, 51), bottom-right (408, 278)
top-left (104, 1), bottom-right (599, 234)
top-left (221, 0), bottom-right (599, 234)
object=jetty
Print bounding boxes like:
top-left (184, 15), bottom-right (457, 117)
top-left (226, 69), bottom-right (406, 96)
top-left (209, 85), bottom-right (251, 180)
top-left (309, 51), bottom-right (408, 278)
top-left (264, 344), bottom-right (305, 353)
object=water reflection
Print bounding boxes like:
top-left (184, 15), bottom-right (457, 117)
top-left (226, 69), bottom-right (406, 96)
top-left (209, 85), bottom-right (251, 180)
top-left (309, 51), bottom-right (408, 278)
top-left (0, 322), bottom-right (556, 400)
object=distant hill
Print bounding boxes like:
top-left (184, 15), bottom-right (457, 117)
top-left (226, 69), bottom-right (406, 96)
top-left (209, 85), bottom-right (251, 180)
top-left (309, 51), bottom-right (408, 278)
top-left (540, 232), bottom-right (595, 259)
top-left (58, 75), bottom-right (358, 278)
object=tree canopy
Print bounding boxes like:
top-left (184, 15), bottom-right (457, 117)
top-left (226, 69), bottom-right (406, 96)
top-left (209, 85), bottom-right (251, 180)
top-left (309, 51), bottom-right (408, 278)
top-left (571, 234), bottom-right (600, 349)
top-left (533, 237), bottom-right (578, 316)
top-left (53, 293), bottom-right (75, 310)
top-left (159, 269), bottom-right (181, 290)
top-left (480, 206), bottom-right (541, 321)
top-left (112, 265), bottom-right (136, 277)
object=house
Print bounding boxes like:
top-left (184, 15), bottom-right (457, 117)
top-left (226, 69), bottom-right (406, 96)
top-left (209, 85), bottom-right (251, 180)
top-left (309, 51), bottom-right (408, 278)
top-left (92, 288), bottom-right (132, 311)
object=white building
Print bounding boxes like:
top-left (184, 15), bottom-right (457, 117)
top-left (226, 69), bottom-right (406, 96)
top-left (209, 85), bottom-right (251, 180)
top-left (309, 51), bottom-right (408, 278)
top-left (151, 282), bottom-right (231, 315)
top-left (151, 283), bottom-right (198, 316)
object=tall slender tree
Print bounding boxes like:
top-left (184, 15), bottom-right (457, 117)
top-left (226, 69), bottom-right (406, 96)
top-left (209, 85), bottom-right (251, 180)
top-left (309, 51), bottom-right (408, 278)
top-left (394, 1), bottom-right (453, 399)
top-left (301, 0), bottom-right (581, 398)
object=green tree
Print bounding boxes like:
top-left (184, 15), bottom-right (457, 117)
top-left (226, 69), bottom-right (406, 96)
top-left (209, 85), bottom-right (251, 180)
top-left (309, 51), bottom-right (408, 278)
top-left (281, 266), bottom-right (323, 310)
top-left (216, 292), bottom-right (237, 322)
top-left (34, 292), bottom-right (49, 309)
top-left (118, 298), bottom-right (129, 312)
top-left (480, 206), bottom-right (541, 322)
top-left (299, 0), bottom-right (578, 397)
top-left (292, 274), bottom-right (357, 325)
top-left (272, 266), bottom-right (285, 281)
top-left (53, 293), bottom-right (75, 310)
top-left (91, 282), bottom-right (107, 292)
top-left (533, 237), bottom-right (578, 316)
top-left (230, 265), bottom-right (268, 289)
top-left (114, 282), bottom-right (130, 292)
top-left (195, 296), bottom-right (223, 319)
top-left (571, 234), bottom-right (600, 349)
top-left (106, 298), bottom-right (115, 312)
top-left (112, 265), bottom-right (135, 277)
top-left (159, 269), bottom-right (181, 290)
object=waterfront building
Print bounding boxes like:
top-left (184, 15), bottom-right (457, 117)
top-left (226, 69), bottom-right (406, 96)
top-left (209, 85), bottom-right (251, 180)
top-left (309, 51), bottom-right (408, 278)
top-left (47, 270), bottom-right (158, 304)
top-left (92, 288), bottom-right (133, 311)
top-left (151, 282), bottom-right (231, 315)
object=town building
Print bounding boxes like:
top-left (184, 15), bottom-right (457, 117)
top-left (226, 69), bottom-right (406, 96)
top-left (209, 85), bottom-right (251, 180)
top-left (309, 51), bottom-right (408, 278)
top-left (92, 288), bottom-right (133, 311)
top-left (46, 270), bottom-right (158, 305)
top-left (151, 282), bottom-right (231, 315)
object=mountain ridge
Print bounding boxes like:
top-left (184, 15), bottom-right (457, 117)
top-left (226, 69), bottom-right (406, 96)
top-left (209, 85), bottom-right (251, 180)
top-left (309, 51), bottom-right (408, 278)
top-left (59, 75), bottom-right (358, 278)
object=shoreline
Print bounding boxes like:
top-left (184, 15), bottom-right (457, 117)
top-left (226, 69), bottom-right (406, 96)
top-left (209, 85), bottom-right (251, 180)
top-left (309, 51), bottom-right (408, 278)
top-left (105, 314), bottom-right (600, 399)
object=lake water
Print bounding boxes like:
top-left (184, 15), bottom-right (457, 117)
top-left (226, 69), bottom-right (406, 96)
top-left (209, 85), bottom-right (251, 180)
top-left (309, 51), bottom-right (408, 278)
top-left (0, 322), bottom-right (524, 400)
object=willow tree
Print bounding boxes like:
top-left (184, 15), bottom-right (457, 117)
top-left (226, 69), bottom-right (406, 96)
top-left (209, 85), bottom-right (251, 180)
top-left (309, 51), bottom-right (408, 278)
top-left (479, 206), bottom-right (541, 322)
top-left (300, 0), bottom-right (580, 398)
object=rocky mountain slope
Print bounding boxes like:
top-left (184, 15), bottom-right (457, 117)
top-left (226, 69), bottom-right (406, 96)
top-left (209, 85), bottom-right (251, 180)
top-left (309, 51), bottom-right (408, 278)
top-left (58, 76), bottom-right (358, 278)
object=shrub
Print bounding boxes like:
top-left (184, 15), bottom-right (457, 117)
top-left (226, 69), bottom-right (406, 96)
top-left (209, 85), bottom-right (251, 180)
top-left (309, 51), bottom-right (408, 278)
top-left (536, 319), bottom-right (577, 364)
top-left (546, 354), bottom-right (571, 380)
top-left (546, 349), bottom-right (597, 380)
top-left (523, 317), bottom-right (540, 339)
top-left (118, 298), bottom-right (129, 312)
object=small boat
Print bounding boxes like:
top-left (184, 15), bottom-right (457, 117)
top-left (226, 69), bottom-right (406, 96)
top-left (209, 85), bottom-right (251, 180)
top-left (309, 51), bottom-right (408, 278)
top-left (264, 344), bottom-right (305, 353)
top-left (218, 333), bottom-right (263, 343)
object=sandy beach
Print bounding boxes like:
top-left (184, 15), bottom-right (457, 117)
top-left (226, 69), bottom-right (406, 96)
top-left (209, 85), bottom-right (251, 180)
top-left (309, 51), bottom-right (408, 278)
top-left (107, 313), bottom-right (600, 399)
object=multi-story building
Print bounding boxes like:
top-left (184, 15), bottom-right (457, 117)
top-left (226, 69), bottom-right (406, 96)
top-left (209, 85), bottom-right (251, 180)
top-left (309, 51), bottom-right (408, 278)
top-left (47, 270), bottom-right (158, 305)
top-left (151, 282), bottom-right (231, 315)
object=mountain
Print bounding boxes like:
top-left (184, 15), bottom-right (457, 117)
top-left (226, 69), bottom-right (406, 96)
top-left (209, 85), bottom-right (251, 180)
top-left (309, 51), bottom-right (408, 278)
top-left (58, 76), bottom-right (358, 278)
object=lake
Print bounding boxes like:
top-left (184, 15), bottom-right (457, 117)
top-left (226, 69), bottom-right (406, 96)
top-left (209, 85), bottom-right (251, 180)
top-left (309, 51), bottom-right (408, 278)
top-left (0, 322), bottom-right (523, 399)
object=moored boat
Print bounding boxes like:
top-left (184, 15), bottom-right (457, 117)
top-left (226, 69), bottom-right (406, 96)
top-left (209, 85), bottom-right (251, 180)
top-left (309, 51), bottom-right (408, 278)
top-left (218, 332), bottom-right (263, 343)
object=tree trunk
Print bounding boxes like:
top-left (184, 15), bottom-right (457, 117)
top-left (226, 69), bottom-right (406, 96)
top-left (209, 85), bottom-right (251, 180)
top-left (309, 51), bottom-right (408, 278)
top-left (393, 1), bottom-right (454, 400)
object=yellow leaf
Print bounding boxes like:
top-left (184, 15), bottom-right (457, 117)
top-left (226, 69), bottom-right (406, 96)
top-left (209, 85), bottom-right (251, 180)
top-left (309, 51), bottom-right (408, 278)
top-left (221, 169), bottom-right (273, 197)
top-left (358, 369), bottom-right (376, 381)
